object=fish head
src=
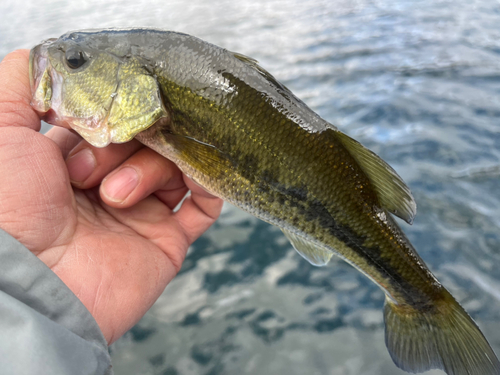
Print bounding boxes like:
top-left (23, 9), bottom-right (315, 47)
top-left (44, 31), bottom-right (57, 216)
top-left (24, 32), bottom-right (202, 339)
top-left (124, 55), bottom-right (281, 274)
top-left (29, 30), bottom-right (167, 147)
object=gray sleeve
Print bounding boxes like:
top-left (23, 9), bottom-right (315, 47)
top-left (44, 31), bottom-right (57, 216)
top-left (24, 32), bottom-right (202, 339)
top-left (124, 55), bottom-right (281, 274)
top-left (0, 228), bottom-right (113, 375)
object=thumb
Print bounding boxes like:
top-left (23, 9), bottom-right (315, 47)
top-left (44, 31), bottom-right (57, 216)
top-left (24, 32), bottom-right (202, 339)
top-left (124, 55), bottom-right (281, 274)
top-left (0, 50), bottom-right (76, 252)
top-left (0, 49), bottom-right (41, 130)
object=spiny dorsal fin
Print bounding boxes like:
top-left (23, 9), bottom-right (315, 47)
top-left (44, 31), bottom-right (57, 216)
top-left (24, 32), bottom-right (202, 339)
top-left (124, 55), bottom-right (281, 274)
top-left (281, 229), bottom-right (333, 266)
top-left (231, 51), bottom-right (259, 66)
top-left (335, 131), bottom-right (417, 224)
top-left (231, 52), bottom-right (287, 91)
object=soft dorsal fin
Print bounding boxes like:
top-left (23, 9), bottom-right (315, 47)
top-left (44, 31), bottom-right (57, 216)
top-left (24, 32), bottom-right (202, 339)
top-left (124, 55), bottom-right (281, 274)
top-left (281, 229), bottom-right (333, 266)
top-left (335, 131), bottom-right (417, 224)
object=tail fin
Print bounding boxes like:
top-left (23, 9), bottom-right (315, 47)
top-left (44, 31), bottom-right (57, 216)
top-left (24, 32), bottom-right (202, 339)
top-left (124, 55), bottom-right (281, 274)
top-left (384, 291), bottom-right (500, 375)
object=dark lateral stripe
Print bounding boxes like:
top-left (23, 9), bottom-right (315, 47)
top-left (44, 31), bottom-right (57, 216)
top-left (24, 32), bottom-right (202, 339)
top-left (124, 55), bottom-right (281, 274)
top-left (261, 178), bottom-right (428, 306)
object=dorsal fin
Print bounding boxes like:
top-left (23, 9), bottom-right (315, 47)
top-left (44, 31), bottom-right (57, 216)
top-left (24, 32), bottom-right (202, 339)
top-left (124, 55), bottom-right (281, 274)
top-left (335, 131), bottom-right (417, 224)
top-left (231, 52), bottom-right (287, 91)
top-left (231, 51), bottom-right (259, 66)
top-left (281, 229), bottom-right (333, 266)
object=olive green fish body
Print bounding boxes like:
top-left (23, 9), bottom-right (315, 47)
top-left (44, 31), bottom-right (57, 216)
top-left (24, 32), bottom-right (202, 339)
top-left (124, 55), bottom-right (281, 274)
top-left (29, 28), bottom-right (500, 375)
top-left (131, 33), bottom-right (439, 307)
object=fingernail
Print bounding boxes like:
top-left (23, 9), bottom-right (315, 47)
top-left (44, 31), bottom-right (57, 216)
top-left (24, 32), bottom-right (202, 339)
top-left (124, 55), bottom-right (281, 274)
top-left (66, 148), bottom-right (96, 183)
top-left (102, 167), bottom-right (139, 202)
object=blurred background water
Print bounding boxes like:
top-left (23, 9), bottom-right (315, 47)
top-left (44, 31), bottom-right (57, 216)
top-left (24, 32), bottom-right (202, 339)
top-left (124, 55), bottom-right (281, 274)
top-left (2, 0), bottom-right (500, 374)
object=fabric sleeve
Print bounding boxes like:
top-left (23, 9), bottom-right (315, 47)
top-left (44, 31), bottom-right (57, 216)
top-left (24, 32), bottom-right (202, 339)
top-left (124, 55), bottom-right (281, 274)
top-left (0, 228), bottom-right (113, 375)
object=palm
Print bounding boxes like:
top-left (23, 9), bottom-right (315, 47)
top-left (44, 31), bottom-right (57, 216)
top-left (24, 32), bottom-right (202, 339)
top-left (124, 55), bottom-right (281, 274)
top-left (0, 50), bottom-right (222, 343)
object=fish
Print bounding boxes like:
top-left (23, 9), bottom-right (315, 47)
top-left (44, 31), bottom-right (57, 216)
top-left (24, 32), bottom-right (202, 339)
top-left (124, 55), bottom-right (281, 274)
top-left (29, 28), bottom-right (500, 375)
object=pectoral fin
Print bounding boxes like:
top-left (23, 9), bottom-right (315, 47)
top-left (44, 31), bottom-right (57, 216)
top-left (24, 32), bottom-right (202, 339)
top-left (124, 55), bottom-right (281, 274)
top-left (161, 133), bottom-right (233, 178)
top-left (281, 229), bottom-right (333, 266)
top-left (336, 131), bottom-right (417, 224)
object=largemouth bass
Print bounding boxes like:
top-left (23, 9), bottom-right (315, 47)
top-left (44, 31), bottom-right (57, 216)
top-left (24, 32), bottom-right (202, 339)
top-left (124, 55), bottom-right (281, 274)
top-left (29, 28), bottom-right (499, 375)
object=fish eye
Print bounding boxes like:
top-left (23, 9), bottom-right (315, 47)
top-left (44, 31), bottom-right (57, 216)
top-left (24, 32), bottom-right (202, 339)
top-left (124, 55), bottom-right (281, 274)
top-left (65, 48), bottom-right (88, 69)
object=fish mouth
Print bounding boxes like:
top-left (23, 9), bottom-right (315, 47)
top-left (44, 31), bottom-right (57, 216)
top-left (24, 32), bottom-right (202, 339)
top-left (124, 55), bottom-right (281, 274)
top-left (29, 39), bottom-right (58, 113)
top-left (29, 39), bottom-right (70, 130)
top-left (29, 44), bottom-right (47, 112)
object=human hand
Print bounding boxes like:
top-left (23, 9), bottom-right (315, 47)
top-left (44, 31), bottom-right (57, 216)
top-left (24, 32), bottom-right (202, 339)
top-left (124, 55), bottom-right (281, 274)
top-left (0, 50), bottom-right (223, 343)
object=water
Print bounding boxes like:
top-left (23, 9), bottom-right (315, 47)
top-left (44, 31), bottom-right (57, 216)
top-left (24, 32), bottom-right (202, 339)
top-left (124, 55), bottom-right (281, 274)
top-left (2, 1), bottom-right (500, 374)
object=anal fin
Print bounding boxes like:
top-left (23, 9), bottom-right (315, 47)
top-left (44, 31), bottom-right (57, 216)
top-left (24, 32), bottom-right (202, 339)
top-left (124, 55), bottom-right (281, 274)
top-left (281, 229), bottom-right (333, 266)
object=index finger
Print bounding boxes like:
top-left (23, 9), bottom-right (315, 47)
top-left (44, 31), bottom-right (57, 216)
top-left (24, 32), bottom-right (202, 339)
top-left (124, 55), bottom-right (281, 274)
top-left (0, 49), bottom-right (41, 131)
